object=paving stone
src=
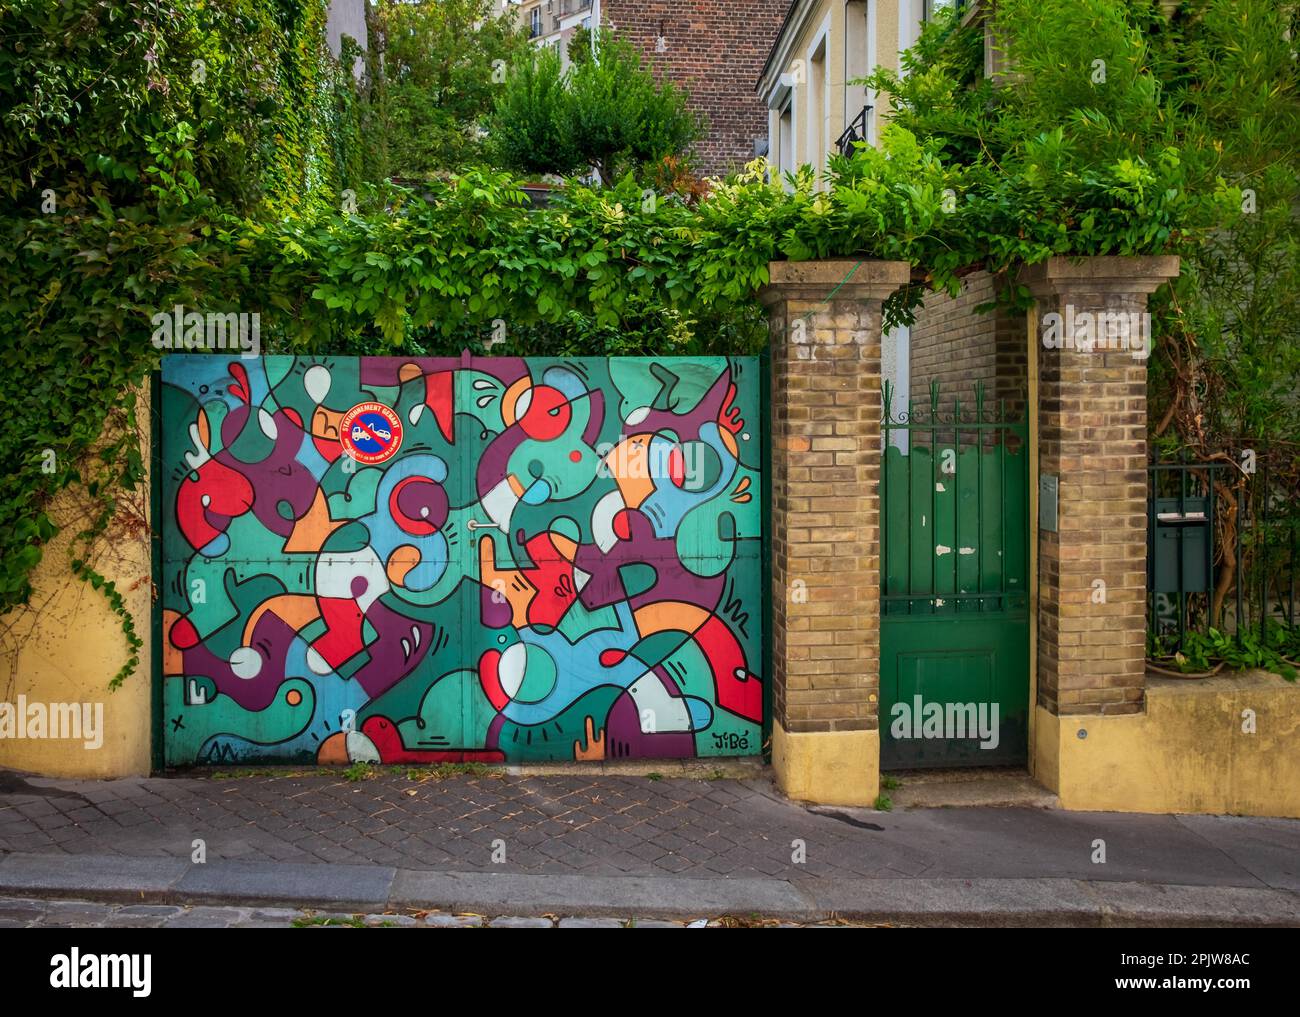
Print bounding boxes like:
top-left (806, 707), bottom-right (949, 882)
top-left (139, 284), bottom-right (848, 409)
top-left (163, 913), bottom-right (238, 928)
top-left (557, 917), bottom-right (625, 928)
top-left (117, 904), bottom-right (183, 916)
top-left (627, 919), bottom-right (686, 928)
top-left (488, 916), bottom-right (554, 928)
top-left (43, 902), bottom-right (113, 926)
top-left (250, 907), bottom-right (301, 920)
top-left (363, 913), bottom-right (418, 927)
top-left (423, 913), bottom-right (484, 927)
top-left (104, 914), bottom-right (171, 928)
top-left (0, 901), bottom-right (46, 922)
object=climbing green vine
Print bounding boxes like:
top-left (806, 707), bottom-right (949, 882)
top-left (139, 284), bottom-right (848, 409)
top-left (0, 0), bottom-right (366, 674)
top-left (1, 0), bottom-right (1227, 687)
top-left (867, 0), bottom-right (1299, 678)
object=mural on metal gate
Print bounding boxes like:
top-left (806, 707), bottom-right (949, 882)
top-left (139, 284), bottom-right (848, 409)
top-left (161, 355), bottom-right (763, 765)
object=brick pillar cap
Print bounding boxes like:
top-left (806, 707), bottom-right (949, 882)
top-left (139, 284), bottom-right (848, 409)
top-left (760, 258), bottom-right (913, 304)
top-left (1020, 255), bottom-right (1181, 299)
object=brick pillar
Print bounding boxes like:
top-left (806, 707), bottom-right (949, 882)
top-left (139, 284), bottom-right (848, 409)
top-left (1022, 256), bottom-right (1179, 728)
top-left (760, 259), bottom-right (911, 805)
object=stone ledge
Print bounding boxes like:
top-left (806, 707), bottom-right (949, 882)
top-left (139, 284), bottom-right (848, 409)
top-left (761, 258), bottom-right (913, 304)
top-left (1020, 255), bottom-right (1181, 298)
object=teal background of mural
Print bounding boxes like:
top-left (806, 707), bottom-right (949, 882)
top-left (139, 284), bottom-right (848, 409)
top-left (159, 354), bottom-right (764, 766)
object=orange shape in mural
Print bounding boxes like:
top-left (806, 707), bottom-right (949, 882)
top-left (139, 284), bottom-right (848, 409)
top-left (574, 716), bottom-right (606, 761)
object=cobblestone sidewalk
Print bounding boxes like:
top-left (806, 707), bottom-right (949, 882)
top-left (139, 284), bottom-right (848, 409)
top-left (0, 769), bottom-right (886, 879)
top-left (2, 767), bottom-right (1298, 892)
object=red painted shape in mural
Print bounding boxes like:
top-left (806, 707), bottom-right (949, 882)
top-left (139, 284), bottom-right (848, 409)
top-left (361, 716), bottom-right (506, 764)
top-left (423, 370), bottom-right (455, 442)
top-left (227, 362), bottom-right (251, 405)
top-left (310, 597), bottom-right (365, 671)
top-left (695, 615), bottom-right (762, 723)
top-left (176, 458), bottom-right (254, 551)
top-left (520, 531), bottom-right (577, 629)
top-left (519, 385), bottom-right (571, 441)
top-left (668, 447), bottom-right (686, 488)
top-left (477, 649), bottom-right (509, 711)
top-left (313, 434), bottom-right (343, 463)
top-left (169, 615), bottom-right (200, 650)
top-left (719, 381), bottom-right (744, 435)
top-left (389, 476), bottom-right (441, 535)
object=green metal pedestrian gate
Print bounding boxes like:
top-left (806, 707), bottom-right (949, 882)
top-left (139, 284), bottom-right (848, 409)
top-left (158, 354), bottom-right (764, 767)
top-left (880, 382), bottom-right (1029, 768)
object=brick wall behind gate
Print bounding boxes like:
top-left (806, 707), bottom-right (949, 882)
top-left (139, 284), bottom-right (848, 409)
top-left (605, 1), bottom-right (791, 178)
top-left (908, 271), bottom-right (1028, 418)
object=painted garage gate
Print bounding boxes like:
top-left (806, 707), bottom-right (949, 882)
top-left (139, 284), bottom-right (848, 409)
top-left (160, 354), bottom-right (764, 766)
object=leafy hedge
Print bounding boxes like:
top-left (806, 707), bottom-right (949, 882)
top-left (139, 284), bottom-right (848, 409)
top-left (1, 0), bottom-right (365, 217)
top-left (869, 0), bottom-right (1299, 673)
top-left (1, 1), bottom-right (1233, 686)
top-left (0, 0), bottom-right (367, 682)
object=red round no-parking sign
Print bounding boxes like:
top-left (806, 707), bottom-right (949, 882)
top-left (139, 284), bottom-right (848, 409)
top-left (339, 401), bottom-right (403, 465)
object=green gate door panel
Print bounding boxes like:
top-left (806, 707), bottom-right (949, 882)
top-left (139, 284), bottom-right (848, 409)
top-left (880, 615), bottom-right (1029, 767)
top-left (881, 384), bottom-right (1029, 769)
top-left (160, 354), bottom-right (762, 766)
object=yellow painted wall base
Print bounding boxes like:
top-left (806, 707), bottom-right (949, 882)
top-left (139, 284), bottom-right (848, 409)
top-left (0, 391), bottom-right (152, 779)
top-left (1033, 672), bottom-right (1300, 818)
top-left (771, 720), bottom-right (879, 806)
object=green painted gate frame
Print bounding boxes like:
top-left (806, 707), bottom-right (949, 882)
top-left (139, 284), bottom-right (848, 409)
top-left (151, 370), bottom-right (164, 772)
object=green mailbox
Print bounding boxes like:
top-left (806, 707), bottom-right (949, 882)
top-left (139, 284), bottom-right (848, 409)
top-left (1148, 496), bottom-right (1212, 593)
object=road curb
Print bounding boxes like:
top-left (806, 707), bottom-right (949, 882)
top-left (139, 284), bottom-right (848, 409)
top-left (1, 853), bottom-right (1296, 926)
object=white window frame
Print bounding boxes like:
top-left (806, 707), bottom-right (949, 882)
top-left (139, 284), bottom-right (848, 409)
top-left (804, 14), bottom-right (832, 175)
top-left (767, 81), bottom-right (796, 186)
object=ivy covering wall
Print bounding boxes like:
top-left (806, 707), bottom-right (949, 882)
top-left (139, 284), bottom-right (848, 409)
top-left (0, 0), bottom-right (1243, 684)
top-left (0, 0), bottom-right (368, 680)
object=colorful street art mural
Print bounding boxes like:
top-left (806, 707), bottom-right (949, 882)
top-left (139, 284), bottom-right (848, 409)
top-left (160, 355), bottom-right (763, 765)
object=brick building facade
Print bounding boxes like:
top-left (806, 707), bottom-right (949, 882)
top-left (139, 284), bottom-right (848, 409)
top-left (514, 0), bottom-right (792, 178)
top-left (604, 1), bottom-right (791, 177)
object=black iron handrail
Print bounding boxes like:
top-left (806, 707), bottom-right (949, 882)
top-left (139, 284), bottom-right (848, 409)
top-left (835, 104), bottom-right (873, 156)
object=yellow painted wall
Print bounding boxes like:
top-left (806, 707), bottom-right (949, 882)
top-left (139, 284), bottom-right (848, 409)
top-left (0, 389), bottom-right (153, 778)
top-left (772, 719), bottom-right (880, 806)
top-left (1034, 672), bottom-right (1300, 818)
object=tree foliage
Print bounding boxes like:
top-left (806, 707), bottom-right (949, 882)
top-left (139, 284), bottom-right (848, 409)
top-left (365, 0), bottom-right (529, 178)
top-left (0, 0), bottom-right (368, 680)
top-left (868, 0), bottom-right (1300, 658)
top-left (868, 0), bottom-right (1299, 457)
top-left (489, 32), bottom-right (702, 183)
